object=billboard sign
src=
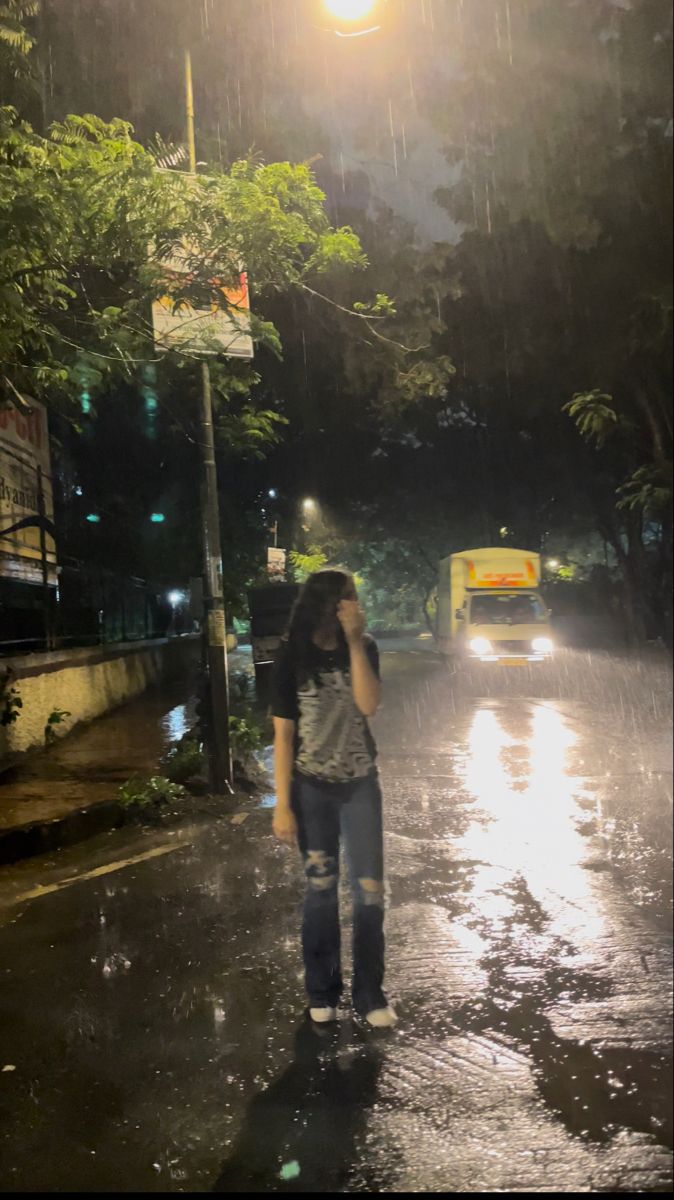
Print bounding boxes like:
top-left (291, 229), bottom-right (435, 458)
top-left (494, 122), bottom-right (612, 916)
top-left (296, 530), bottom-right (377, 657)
top-left (267, 547), bottom-right (287, 580)
top-left (0, 400), bottom-right (57, 586)
top-left (151, 239), bottom-right (254, 359)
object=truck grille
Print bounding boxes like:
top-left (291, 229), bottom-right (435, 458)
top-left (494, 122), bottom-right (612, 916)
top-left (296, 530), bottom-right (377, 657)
top-left (493, 640), bottom-right (533, 654)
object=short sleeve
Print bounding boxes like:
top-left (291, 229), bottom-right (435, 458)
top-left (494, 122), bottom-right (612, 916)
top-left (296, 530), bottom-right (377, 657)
top-left (270, 641), bottom-right (299, 721)
top-left (364, 635), bottom-right (380, 680)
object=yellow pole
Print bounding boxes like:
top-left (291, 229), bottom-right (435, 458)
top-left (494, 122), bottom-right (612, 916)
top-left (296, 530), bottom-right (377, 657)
top-left (184, 48), bottom-right (197, 173)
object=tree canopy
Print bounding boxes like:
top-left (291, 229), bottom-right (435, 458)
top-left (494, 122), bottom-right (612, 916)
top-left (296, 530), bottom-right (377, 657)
top-left (1, 0), bottom-right (671, 642)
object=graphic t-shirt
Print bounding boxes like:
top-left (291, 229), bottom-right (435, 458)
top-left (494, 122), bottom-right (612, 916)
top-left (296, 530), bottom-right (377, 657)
top-left (270, 636), bottom-right (380, 783)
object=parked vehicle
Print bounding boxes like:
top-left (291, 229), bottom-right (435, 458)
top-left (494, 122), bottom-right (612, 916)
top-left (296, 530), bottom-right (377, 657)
top-left (247, 582), bottom-right (299, 692)
top-left (436, 548), bottom-right (554, 664)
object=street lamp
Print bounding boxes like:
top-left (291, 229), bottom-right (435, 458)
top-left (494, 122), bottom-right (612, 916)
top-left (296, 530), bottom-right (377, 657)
top-left (300, 497), bottom-right (319, 536)
top-left (324, 0), bottom-right (378, 19)
top-left (167, 589), bottom-right (186, 637)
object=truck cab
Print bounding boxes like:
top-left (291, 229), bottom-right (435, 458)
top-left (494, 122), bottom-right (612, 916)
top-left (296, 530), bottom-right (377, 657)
top-left (458, 588), bottom-right (553, 663)
top-left (437, 548), bottom-right (554, 664)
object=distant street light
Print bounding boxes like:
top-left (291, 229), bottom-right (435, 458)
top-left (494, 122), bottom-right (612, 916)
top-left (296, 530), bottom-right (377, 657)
top-left (268, 488), bottom-right (278, 499)
top-left (300, 497), bottom-right (319, 536)
top-left (546, 559), bottom-right (560, 570)
top-left (168, 590), bottom-right (186, 607)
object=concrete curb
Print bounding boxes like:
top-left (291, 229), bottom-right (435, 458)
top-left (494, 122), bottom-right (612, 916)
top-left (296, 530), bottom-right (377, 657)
top-left (0, 799), bottom-right (126, 867)
top-left (0, 777), bottom-right (261, 868)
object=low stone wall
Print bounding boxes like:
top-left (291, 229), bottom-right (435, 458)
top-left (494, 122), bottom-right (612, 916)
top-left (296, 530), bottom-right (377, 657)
top-left (0, 635), bottom-right (200, 763)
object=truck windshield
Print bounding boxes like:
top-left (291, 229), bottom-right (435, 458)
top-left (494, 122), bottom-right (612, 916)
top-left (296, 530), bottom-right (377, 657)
top-left (470, 593), bottom-right (547, 625)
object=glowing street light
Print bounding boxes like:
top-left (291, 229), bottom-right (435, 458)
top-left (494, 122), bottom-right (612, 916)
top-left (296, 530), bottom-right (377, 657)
top-left (302, 497), bottom-right (317, 514)
top-left (324, 0), bottom-right (377, 19)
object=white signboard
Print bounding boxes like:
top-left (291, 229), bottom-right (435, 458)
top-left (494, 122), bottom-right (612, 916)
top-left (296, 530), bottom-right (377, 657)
top-left (267, 547), bottom-right (286, 579)
top-left (0, 400), bottom-right (57, 586)
top-left (151, 241), bottom-right (254, 359)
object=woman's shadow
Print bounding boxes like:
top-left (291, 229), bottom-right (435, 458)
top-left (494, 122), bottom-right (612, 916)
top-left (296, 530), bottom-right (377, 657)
top-left (213, 1015), bottom-right (385, 1193)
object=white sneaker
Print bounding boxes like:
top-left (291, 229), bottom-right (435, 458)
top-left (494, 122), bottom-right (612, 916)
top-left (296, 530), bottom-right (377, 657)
top-left (365, 1005), bottom-right (398, 1028)
top-left (309, 1006), bottom-right (338, 1023)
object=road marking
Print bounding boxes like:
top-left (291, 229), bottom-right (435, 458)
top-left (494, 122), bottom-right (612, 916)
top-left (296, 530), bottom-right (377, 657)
top-left (7, 842), bottom-right (189, 906)
top-left (230, 812), bottom-right (249, 825)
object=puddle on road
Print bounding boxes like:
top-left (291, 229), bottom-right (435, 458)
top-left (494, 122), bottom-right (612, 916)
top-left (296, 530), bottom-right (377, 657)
top-left (160, 702), bottom-right (193, 746)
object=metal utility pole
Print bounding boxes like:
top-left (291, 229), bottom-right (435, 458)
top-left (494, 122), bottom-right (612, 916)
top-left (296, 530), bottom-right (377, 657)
top-left (185, 48), bottom-right (233, 793)
top-left (36, 466), bottom-right (54, 651)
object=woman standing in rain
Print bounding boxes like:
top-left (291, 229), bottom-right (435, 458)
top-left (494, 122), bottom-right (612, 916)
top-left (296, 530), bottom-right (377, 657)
top-left (271, 568), bottom-right (396, 1028)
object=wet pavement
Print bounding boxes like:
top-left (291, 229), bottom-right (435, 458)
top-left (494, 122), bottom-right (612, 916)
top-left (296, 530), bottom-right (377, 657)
top-left (0, 683), bottom-right (196, 834)
top-left (0, 644), bottom-right (254, 849)
top-left (0, 644), bottom-right (671, 1192)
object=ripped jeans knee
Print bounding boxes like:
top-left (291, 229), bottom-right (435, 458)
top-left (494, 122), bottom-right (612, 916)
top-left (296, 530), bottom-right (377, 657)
top-left (304, 850), bottom-right (338, 899)
top-left (353, 876), bottom-right (385, 909)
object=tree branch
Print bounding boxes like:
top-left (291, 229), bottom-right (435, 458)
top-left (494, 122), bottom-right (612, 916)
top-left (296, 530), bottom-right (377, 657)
top-left (300, 284), bottom-right (430, 353)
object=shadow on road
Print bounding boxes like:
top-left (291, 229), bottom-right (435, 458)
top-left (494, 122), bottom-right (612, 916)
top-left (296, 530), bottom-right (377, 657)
top-left (213, 1016), bottom-right (384, 1193)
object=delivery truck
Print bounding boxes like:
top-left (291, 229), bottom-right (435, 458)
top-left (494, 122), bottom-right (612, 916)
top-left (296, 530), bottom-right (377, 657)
top-left (436, 547), bottom-right (554, 664)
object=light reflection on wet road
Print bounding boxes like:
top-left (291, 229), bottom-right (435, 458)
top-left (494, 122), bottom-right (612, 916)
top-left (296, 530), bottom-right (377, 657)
top-left (0, 645), bottom-right (671, 1192)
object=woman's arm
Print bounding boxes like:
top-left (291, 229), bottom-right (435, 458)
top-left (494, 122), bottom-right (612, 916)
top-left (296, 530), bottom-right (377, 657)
top-left (273, 716), bottom-right (298, 844)
top-left (338, 601), bottom-right (381, 717)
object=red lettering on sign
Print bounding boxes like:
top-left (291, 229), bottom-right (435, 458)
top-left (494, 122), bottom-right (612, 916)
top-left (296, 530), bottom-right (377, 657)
top-left (0, 407), bottom-right (43, 450)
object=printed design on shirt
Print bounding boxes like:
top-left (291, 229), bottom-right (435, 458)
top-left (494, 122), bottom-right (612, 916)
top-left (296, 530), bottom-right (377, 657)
top-left (296, 669), bottom-right (375, 781)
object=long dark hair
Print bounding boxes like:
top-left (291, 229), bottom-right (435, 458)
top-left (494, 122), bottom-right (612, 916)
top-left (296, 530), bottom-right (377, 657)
top-left (286, 568), bottom-right (355, 684)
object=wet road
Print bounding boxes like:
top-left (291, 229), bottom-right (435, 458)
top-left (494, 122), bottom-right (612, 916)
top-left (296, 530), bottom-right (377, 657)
top-left (0, 644), bottom-right (672, 1192)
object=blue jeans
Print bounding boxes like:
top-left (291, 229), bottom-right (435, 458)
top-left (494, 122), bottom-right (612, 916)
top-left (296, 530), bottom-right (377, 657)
top-left (292, 773), bottom-right (386, 1015)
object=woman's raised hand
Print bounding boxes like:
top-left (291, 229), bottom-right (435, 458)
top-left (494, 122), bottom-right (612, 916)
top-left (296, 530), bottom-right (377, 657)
top-left (337, 599), bottom-right (366, 644)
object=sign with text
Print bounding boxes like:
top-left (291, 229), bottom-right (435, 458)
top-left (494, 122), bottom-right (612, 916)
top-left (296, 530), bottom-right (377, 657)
top-left (267, 547), bottom-right (287, 579)
top-left (0, 400), bottom-right (57, 586)
top-left (151, 240), bottom-right (254, 359)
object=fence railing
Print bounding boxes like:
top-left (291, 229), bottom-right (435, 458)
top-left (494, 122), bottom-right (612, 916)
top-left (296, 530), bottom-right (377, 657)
top-left (1, 548), bottom-right (192, 657)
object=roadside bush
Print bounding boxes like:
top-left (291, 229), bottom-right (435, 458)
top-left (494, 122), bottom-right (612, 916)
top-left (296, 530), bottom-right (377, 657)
top-left (161, 738), bottom-right (206, 784)
top-left (231, 669), bottom-right (253, 703)
top-left (1, 668), bottom-right (22, 727)
top-left (229, 714), bottom-right (263, 760)
top-left (45, 708), bottom-right (71, 746)
top-left (119, 775), bottom-right (186, 818)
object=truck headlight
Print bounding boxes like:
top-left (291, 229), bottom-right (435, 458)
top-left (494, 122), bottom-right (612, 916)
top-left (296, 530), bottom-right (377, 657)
top-left (469, 636), bottom-right (492, 656)
top-left (532, 637), bottom-right (553, 654)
